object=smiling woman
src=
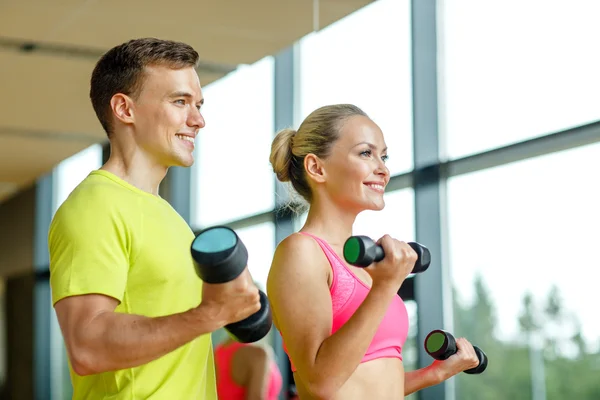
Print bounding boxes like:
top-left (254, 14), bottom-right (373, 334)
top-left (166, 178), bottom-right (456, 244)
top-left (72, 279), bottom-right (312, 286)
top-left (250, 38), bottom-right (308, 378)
top-left (266, 104), bottom-right (480, 400)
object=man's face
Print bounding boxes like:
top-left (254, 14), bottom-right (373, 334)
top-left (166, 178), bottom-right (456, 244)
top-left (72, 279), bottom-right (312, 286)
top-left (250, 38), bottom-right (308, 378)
top-left (131, 65), bottom-right (205, 168)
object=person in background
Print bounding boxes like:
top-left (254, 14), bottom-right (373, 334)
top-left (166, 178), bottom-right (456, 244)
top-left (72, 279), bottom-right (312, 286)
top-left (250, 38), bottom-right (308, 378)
top-left (214, 334), bottom-right (283, 400)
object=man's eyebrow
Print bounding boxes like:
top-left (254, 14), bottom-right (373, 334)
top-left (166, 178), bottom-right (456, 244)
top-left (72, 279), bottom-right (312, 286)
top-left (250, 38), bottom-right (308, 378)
top-left (169, 91), bottom-right (204, 104)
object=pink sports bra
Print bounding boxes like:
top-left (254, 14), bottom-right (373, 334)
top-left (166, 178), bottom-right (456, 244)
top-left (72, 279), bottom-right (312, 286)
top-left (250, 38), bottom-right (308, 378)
top-left (282, 232), bottom-right (409, 372)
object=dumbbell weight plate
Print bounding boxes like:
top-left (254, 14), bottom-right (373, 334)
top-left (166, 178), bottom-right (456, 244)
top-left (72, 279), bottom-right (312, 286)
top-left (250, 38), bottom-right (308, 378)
top-left (190, 226), bottom-right (248, 284)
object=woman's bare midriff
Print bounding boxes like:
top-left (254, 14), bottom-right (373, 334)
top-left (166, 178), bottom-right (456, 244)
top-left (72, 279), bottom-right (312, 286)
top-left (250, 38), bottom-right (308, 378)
top-left (294, 357), bottom-right (405, 400)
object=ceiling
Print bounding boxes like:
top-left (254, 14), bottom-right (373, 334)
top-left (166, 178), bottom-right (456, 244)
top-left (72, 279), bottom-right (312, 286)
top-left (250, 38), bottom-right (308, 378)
top-left (0, 0), bottom-right (373, 204)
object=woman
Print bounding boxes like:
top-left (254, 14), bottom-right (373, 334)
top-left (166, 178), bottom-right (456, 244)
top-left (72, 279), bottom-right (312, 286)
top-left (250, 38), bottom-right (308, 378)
top-left (266, 104), bottom-right (480, 399)
top-left (214, 336), bottom-right (283, 400)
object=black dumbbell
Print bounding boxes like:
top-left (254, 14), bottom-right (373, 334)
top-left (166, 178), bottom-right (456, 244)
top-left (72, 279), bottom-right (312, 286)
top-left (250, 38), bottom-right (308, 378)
top-left (424, 329), bottom-right (488, 374)
top-left (343, 235), bottom-right (431, 273)
top-left (190, 225), bottom-right (272, 343)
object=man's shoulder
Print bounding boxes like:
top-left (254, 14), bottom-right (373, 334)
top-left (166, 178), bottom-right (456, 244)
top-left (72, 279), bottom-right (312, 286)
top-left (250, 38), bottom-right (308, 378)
top-left (51, 172), bottom-right (138, 229)
top-left (68, 171), bottom-right (134, 203)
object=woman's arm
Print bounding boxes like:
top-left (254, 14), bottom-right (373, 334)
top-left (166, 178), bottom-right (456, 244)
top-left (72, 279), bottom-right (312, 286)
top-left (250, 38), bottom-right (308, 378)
top-left (404, 337), bottom-right (481, 395)
top-left (404, 363), bottom-right (443, 395)
top-left (267, 233), bottom-right (406, 400)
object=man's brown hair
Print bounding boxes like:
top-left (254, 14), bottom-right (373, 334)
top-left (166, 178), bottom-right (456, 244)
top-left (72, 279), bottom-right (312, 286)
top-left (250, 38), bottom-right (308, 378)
top-left (90, 37), bottom-right (200, 136)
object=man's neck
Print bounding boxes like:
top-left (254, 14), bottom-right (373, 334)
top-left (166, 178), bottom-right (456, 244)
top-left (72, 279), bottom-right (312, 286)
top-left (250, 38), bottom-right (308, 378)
top-left (101, 149), bottom-right (168, 196)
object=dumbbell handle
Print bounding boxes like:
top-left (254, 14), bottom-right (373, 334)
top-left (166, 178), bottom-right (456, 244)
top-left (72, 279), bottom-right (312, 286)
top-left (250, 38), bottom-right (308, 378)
top-left (371, 242), bottom-right (421, 263)
top-left (343, 235), bottom-right (431, 273)
top-left (424, 329), bottom-right (488, 375)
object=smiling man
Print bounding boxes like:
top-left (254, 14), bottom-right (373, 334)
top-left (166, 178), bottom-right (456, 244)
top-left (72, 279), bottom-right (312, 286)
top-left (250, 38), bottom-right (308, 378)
top-left (47, 38), bottom-right (262, 399)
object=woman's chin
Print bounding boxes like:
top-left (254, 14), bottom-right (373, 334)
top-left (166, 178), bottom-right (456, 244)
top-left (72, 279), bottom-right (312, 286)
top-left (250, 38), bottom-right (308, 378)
top-left (365, 200), bottom-right (385, 212)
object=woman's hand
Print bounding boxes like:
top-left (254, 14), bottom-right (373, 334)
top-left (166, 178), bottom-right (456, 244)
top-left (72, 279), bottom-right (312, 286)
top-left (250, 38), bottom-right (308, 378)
top-left (432, 337), bottom-right (481, 381)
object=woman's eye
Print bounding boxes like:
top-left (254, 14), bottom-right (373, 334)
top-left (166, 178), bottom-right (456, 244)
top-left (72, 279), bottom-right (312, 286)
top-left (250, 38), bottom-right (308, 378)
top-left (360, 150), bottom-right (372, 157)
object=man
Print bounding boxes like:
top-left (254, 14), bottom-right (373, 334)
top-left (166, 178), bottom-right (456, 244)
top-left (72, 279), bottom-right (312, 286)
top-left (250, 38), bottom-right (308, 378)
top-left (48, 37), bottom-right (261, 399)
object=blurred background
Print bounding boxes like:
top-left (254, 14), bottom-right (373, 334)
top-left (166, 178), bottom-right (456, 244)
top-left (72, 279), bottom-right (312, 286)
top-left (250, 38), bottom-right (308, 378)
top-left (1, 0), bottom-right (599, 399)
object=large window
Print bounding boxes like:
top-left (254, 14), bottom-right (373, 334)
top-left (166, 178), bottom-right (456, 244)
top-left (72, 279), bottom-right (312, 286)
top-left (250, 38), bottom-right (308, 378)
top-left (298, 0), bottom-right (413, 175)
top-left (440, 0), bottom-right (600, 159)
top-left (192, 56), bottom-right (275, 228)
top-left (353, 189), bottom-right (415, 243)
top-left (54, 144), bottom-right (103, 210)
top-left (236, 221), bottom-right (276, 293)
top-left (447, 143), bottom-right (600, 399)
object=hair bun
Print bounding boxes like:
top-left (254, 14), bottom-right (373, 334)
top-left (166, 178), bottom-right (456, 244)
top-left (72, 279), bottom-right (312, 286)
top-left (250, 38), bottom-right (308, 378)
top-left (269, 128), bottom-right (296, 182)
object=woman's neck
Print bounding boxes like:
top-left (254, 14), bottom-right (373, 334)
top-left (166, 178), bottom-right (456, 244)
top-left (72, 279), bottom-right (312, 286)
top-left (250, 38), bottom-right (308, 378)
top-left (300, 198), bottom-right (359, 248)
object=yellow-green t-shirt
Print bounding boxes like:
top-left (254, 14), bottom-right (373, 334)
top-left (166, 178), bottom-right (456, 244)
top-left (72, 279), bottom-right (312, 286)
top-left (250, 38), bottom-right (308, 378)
top-left (48, 169), bottom-right (216, 400)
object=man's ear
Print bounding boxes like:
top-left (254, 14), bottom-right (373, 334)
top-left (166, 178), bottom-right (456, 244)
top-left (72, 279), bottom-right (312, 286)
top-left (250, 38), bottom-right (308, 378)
top-left (304, 153), bottom-right (327, 184)
top-left (110, 93), bottom-right (135, 126)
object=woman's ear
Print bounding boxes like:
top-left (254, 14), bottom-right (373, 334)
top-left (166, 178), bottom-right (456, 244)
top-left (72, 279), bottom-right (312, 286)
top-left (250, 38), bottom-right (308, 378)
top-left (304, 153), bottom-right (327, 184)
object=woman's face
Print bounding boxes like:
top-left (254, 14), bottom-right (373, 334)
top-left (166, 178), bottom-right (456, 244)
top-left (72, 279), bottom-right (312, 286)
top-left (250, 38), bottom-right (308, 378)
top-left (319, 115), bottom-right (390, 212)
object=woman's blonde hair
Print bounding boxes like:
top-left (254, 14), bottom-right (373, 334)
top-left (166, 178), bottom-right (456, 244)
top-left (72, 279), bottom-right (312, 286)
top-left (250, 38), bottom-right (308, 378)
top-left (269, 104), bottom-right (367, 206)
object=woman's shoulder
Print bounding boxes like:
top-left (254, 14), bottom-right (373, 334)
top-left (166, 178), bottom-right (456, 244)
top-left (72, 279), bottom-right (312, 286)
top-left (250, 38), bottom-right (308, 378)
top-left (269, 232), bottom-right (329, 277)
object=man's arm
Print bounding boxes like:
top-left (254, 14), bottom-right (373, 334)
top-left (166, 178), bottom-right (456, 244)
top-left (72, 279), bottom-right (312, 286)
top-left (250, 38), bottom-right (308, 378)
top-left (56, 285), bottom-right (259, 376)
top-left (55, 294), bottom-right (222, 375)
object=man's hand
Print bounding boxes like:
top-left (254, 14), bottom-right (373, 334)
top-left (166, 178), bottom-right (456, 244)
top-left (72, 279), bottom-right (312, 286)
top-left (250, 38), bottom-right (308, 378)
top-left (197, 267), bottom-right (261, 327)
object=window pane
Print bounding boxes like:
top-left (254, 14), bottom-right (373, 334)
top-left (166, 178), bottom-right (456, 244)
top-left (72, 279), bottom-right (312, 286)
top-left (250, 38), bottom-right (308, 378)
top-left (447, 143), bottom-right (600, 399)
top-left (54, 144), bottom-right (103, 212)
top-left (353, 189), bottom-right (415, 243)
top-left (235, 221), bottom-right (275, 293)
top-left (192, 57), bottom-right (274, 228)
top-left (298, 0), bottom-right (413, 175)
top-left (441, 0), bottom-right (600, 159)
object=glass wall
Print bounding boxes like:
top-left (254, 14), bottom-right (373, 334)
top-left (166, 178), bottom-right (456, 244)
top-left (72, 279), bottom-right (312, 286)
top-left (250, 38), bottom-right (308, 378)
top-left (447, 143), bottom-right (600, 399)
top-left (353, 189), bottom-right (415, 242)
top-left (298, 0), bottom-right (413, 175)
top-left (439, 0), bottom-right (600, 159)
top-left (54, 144), bottom-right (103, 208)
top-left (192, 56), bottom-right (275, 229)
top-left (438, 1), bottom-right (600, 398)
top-left (236, 221), bottom-right (276, 293)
